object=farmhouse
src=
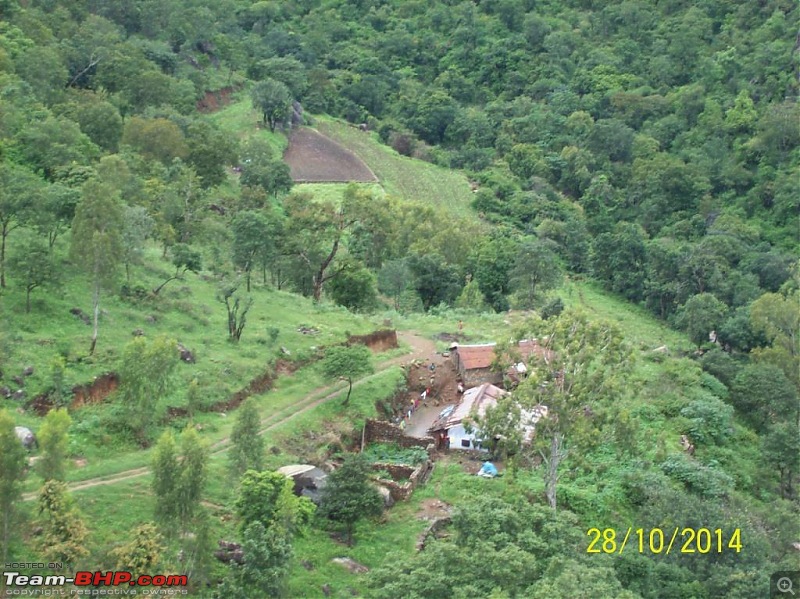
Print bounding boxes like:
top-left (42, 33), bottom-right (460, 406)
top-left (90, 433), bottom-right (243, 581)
top-left (428, 383), bottom-right (549, 451)
top-left (450, 339), bottom-right (552, 387)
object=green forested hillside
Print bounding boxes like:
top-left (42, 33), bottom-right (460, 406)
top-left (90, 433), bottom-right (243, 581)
top-left (0, 1), bottom-right (798, 598)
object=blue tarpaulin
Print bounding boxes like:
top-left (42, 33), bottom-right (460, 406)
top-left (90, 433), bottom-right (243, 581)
top-left (478, 462), bottom-right (498, 477)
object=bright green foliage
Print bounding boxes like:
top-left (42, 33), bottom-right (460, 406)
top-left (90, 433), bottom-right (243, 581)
top-left (37, 480), bottom-right (89, 567)
top-left (75, 100), bottom-right (123, 152)
top-left (229, 399), bottom-right (264, 477)
top-left (368, 497), bottom-right (587, 598)
top-left (0, 409), bottom-right (26, 565)
top-left (36, 408), bottom-right (72, 482)
top-left (120, 205), bottom-right (154, 284)
top-left (119, 335), bottom-right (179, 442)
top-left (679, 395), bottom-right (733, 447)
top-left (455, 276), bottom-right (488, 312)
top-left (318, 454), bottom-right (383, 546)
top-left (320, 344), bottom-right (373, 406)
top-left (250, 79), bottom-right (291, 132)
top-left (235, 470), bottom-right (314, 534)
top-left (362, 443), bottom-right (428, 466)
top-left (111, 523), bottom-right (164, 577)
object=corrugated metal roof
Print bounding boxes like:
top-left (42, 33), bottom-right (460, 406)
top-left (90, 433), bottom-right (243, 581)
top-left (430, 383), bottom-right (507, 430)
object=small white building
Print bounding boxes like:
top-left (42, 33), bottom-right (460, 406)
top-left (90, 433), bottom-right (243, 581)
top-left (428, 383), bottom-right (548, 451)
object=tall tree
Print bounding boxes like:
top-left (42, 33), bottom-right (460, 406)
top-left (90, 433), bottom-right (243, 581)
top-left (516, 311), bottom-right (631, 510)
top-left (120, 205), bottom-right (154, 284)
top-left (318, 454), bottom-right (383, 546)
top-left (0, 410), bottom-right (26, 568)
top-left (229, 399), bottom-right (264, 477)
top-left (509, 239), bottom-right (563, 308)
top-left (119, 335), bottom-right (179, 444)
top-left (0, 162), bottom-right (41, 288)
top-left (37, 480), bottom-right (89, 568)
top-left (36, 408), bottom-right (71, 482)
top-left (232, 211), bottom-right (274, 293)
top-left (151, 430), bottom-right (180, 528)
top-left (320, 344), bottom-right (374, 406)
top-left (151, 427), bottom-right (208, 534)
top-left (283, 187), bottom-right (374, 302)
top-left (69, 178), bottom-right (124, 354)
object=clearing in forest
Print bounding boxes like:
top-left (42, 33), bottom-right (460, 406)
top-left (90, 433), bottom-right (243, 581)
top-left (284, 127), bottom-right (378, 183)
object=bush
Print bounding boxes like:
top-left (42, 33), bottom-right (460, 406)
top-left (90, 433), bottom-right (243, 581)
top-left (541, 296), bottom-right (564, 320)
top-left (660, 454), bottom-right (734, 498)
top-left (680, 394), bottom-right (734, 446)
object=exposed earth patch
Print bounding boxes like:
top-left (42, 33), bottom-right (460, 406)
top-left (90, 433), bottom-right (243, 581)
top-left (284, 128), bottom-right (378, 183)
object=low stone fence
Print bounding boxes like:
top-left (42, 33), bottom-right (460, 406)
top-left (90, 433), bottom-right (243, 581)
top-left (364, 419), bottom-right (435, 453)
top-left (370, 459), bottom-right (434, 502)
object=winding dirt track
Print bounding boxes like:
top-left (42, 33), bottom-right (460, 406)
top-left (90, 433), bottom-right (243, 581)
top-left (22, 332), bottom-right (436, 501)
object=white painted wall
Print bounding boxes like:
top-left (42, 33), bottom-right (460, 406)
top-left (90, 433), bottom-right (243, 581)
top-left (447, 424), bottom-right (488, 451)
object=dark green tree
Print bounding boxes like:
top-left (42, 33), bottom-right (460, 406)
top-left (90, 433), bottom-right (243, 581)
top-left (250, 79), bottom-right (292, 132)
top-left (8, 236), bottom-right (59, 313)
top-left (318, 454), bottom-right (383, 546)
top-left (674, 293), bottom-right (728, 347)
top-left (0, 162), bottom-right (41, 288)
top-left (509, 239), bottom-right (563, 308)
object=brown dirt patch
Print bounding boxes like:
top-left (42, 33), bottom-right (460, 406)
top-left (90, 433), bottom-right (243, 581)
top-left (196, 86), bottom-right (238, 113)
top-left (284, 128), bottom-right (378, 183)
top-left (71, 372), bottom-right (119, 409)
top-left (417, 498), bottom-right (452, 521)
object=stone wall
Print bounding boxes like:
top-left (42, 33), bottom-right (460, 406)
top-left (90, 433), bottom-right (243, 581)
top-left (369, 459), bottom-right (434, 502)
top-left (364, 419), bottom-right (435, 452)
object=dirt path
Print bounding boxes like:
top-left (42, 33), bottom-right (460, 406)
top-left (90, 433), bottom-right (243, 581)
top-left (22, 332), bottom-right (437, 501)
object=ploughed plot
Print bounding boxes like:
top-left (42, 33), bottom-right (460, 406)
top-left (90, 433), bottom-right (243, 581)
top-left (284, 127), bottom-right (378, 183)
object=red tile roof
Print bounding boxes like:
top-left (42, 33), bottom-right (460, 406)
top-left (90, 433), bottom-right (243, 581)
top-left (455, 339), bottom-right (553, 371)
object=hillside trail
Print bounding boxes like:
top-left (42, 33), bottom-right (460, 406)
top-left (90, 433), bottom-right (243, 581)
top-left (22, 332), bottom-right (437, 500)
